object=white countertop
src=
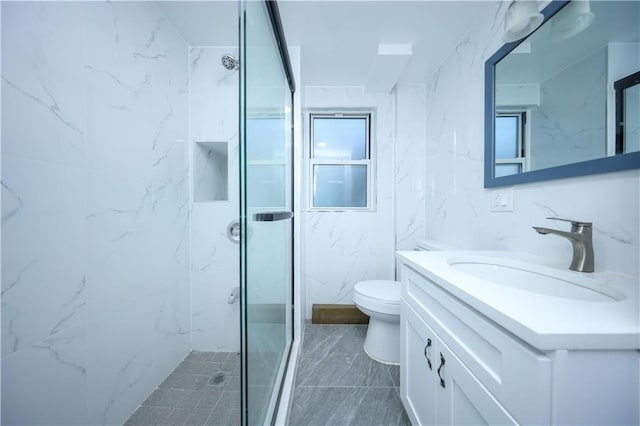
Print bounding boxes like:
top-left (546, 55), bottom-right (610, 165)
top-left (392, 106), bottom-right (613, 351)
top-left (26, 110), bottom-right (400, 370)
top-left (396, 250), bottom-right (640, 351)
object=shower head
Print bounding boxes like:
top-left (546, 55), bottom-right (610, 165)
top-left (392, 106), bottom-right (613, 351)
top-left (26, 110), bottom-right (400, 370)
top-left (221, 54), bottom-right (239, 71)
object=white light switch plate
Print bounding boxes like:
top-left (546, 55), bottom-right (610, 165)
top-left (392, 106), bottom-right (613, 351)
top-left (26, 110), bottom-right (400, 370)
top-left (491, 187), bottom-right (514, 212)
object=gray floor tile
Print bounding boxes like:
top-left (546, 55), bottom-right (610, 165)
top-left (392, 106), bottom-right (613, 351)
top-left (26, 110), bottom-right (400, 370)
top-left (142, 388), bottom-right (171, 407)
top-left (125, 406), bottom-right (174, 425)
top-left (127, 351), bottom-right (240, 426)
top-left (297, 341), bottom-right (391, 387)
top-left (206, 408), bottom-right (241, 426)
top-left (187, 351), bottom-right (225, 362)
top-left (160, 389), bottom-right (204, 408)
top-left (349, 388), bottom-right (410, 426)
top-left (176, 374), bottom-right (210, 391)
top-left (225, 375), bottom-right (240, 392)
top-left (300, 325), bottom-right (367, 359)
top-left (174, 360), bottom-right (210, 375)
top-left (289, 386), bottom-right (409, 426)
top-left (289, 324), bottom-right (410, 426)
top-left (171, 407), bottom-right (214, 425)
top-left (295, 326), bottom-right (373, 387)
top-left (128, 329), bottom-right (406, 426)
top-left (221, 359), bottom-right (240, 373)
top-left (288, 386), bottom-right (369, 425)
top-left (208, 370), bottom-right (233, 387)
top-left (366, 357), bottom-right (400, 387)
top-left (159, 372), bottom-right (183, 389)
top-left (197, 388), bottom-right (224, 408)
top-left (214, 391), bottom-right (240, 410)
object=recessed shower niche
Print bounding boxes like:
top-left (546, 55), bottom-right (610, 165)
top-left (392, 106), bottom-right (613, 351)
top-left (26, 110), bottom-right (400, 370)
top-left (194, 140), bottom-right (229, 202)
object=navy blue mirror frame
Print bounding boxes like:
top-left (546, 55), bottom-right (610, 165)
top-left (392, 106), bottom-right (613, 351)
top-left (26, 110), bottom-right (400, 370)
top-left (484, 0), bottom-right (640, 188)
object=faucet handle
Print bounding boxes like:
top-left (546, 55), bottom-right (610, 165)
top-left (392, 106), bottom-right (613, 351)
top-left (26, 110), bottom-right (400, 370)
top-left (546, 217), bottom-right (592, 227)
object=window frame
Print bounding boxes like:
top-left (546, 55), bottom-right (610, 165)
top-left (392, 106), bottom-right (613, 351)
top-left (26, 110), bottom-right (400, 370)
top-left (307, 111), bottom-right (375, 211)
top-left (495, 111), bottom-right (529, 175)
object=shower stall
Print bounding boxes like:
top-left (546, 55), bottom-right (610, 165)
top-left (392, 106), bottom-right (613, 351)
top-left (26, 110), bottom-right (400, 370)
top-left (0, 0), bottom-right (296, 424)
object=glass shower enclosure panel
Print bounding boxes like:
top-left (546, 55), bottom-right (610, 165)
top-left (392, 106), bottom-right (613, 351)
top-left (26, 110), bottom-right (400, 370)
top-left (239, 1), bottom-right (293, 425)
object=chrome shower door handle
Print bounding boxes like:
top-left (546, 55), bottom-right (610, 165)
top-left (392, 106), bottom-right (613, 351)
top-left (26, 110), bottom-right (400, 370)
top-left (253, 211), bottom-right (293, 222)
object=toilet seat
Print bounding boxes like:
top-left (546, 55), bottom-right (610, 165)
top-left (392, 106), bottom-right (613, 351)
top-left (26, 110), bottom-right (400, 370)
top-left (353, 280), bottom-right (400, 316)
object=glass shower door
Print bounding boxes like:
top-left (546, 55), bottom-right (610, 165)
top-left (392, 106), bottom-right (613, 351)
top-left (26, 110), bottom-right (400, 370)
top-left (239, 1), bottom-right (294, 424)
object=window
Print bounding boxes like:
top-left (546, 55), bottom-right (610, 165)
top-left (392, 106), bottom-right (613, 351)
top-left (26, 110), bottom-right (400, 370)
top-left (495, 112), bottom-right (528, 177)
top-left (309, 113), bottom-right (373, 210)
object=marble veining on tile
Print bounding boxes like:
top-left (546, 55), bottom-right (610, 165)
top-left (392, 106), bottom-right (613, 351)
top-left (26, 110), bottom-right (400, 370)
top-left (1, 2), bottom-right (191, 424)
top-left (189, 46), bottom-right (240, 353)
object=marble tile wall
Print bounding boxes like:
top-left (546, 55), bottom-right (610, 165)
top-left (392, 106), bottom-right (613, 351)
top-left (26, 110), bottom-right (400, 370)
top-left (303, 87), bottom-right (395, 318)
top-left (188, 46), bottom-right (240, 352)
top-left (394, 85), bottom-right (427, 257)
top-left (423, 2), bottom-right (640, 277)
top-left (1, 2), bottom-right (190, 424)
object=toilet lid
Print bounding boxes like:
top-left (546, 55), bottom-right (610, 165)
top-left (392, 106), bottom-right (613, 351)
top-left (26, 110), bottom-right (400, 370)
top-left (354, 280), bottom-right (400, 304)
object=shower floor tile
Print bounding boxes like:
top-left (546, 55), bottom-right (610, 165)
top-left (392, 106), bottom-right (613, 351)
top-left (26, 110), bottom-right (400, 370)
top-left (125, 351), bottom-right (240, 426)
top-left (288, 324), bottom-right (410, 426)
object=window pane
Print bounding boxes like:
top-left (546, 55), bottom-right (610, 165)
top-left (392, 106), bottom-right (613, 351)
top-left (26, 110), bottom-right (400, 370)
top-left (495, 163), bottom-right (521, 178)
top-left (313, 165), bottom-right (367, 208)
top-left (312, 117), bottom-right (367, 160)
top-left (495, 116), bottom-right (518, 158)
top-left (247, 165), bottom-right (285, 207)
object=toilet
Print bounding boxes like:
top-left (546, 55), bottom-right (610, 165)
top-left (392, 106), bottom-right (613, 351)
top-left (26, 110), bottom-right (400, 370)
top-left (353, 239), bottom-right (459, 365)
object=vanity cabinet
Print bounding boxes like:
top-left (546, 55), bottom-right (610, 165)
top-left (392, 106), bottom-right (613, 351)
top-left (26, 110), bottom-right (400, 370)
top-left (400, 262), bottom-right (639, 425)
top-left (402, 303), bottom-right (517, 425)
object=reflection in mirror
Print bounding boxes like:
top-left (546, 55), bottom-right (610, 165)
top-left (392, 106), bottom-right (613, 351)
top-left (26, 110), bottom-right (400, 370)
top-left (486, 0), bottom-right (640, 187)
top-left (615, 71), bottom-right (640, 154)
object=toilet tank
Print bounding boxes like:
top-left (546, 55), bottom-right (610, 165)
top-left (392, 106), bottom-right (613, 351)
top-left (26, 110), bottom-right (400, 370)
top-left (415, 239), bottom-right (461, 251)
top-left (396, 239), bottom-right (461, 282)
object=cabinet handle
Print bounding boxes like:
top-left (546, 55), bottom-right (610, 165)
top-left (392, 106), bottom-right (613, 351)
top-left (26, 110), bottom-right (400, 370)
top-left (423, 339), bottom-right (432, 370)
top-left (437, 352), bottom-right (446, 388)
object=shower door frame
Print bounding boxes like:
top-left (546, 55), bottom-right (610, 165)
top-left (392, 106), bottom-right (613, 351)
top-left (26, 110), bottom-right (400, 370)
top-left (238, 1), bottom-right (296, 425)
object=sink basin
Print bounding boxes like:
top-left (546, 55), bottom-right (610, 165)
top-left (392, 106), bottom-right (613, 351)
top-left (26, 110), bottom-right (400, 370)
top-left (447, 257), bottom-right (626, 302)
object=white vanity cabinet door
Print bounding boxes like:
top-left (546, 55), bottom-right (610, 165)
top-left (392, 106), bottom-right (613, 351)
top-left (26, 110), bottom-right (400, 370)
top-left (435, 341), bottom-right (518, 426)
top-left (402, 302), bottom-right (517, 426)
top-left (401, 303), bottom-right (437, 426)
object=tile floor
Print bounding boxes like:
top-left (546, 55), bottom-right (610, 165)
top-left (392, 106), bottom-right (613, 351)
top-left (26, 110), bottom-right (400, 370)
top-left (125, 351), bottom-right (240, 426)
top-left (287, 324), bottom-right (410, 426)
top-left (125, 325), bottom-right (409, 426)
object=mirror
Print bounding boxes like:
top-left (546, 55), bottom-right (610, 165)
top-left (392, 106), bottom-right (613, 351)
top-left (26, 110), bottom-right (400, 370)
top-left (485, 0), bottom-right (640, 188)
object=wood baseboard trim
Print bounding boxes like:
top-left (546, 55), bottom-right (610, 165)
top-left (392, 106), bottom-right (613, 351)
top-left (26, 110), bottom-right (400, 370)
top-left (311, 304), bottom-right (369, 324)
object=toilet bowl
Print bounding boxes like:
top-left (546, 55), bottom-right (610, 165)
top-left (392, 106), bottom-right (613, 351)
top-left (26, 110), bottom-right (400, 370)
top-left (353, 280), bottom-right (401, 364)
top-left (353, 239), bottom-right (458, 365)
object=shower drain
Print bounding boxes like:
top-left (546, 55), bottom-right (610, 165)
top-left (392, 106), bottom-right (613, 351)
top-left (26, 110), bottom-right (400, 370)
top-left (210, 372), bottom-right (225, 385)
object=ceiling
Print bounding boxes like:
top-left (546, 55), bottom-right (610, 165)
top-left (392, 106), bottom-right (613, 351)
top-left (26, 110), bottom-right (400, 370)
top-left (279, 1), bottom-right (489, 86)
top-left (157, 1), bottom-right (492, 87)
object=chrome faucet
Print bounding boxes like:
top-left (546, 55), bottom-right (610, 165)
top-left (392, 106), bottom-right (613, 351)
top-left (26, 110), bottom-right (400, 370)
top-left (533, 217), bottom-right (594, 273)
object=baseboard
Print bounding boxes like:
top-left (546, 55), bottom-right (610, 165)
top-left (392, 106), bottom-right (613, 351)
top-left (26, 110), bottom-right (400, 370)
top-left (311, 304), bottom-right (369, 324)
